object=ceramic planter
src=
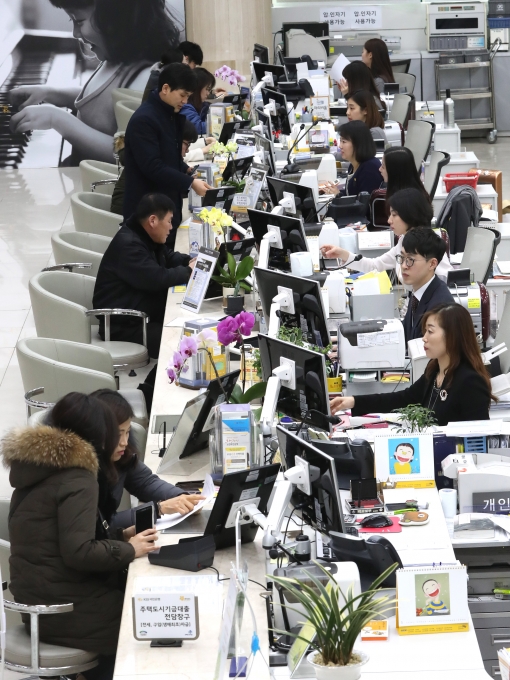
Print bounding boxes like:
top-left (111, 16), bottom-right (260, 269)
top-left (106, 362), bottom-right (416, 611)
top-left (307, 650), bottom-right (369, 680)
top-left (224, 295), bottom-right (244, 315)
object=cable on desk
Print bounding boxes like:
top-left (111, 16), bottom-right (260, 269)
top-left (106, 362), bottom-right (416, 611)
top-left (206, 566), bottom-right (220, 581)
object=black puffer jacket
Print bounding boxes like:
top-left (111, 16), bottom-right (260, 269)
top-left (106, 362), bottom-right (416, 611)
top-left (2, 426), bottom-right (134, 656)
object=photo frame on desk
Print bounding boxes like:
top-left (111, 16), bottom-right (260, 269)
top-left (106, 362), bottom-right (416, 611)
top-left (310, 95), bottom-right (330, 121)
top-left (374, 433), bottom-right (435, 488)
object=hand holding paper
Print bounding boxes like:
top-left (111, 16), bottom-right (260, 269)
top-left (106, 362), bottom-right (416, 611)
top-left (156, 474), bottom-right (215, 530)
top-left (330, 53), bottom-right (350, 85)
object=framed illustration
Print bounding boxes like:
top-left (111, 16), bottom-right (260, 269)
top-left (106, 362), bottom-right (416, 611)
top-left (374, 434), bottom-right (435, 487)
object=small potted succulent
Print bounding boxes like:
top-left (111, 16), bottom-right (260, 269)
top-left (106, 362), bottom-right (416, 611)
top-left (272, 562), bottom-right (397, 680)
top-left (211, 251), bottom-right (253, 314)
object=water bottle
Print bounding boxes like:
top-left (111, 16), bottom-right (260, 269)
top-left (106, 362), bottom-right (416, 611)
top-left (444, 89), bottom-right (455, 129)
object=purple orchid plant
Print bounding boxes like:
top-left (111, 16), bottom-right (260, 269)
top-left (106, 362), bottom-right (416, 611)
top-left (214, 65), bottom-right (246, 86)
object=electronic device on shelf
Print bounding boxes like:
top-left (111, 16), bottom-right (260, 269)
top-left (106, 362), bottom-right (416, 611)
top-left (267, 176), bottom-right (318, 224)
top-left (248, 209), bottom-right (308, 272)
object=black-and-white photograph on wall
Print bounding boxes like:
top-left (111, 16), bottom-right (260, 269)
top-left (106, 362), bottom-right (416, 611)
top-left (0, 0), bottom-right (186, 168)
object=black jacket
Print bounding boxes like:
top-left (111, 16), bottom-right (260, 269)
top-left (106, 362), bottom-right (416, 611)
top-left (93, 215), bottom-right (191, 330)
top-left (403, 276), bottom-right (454, 343)
top-left (352, 362), bottom-right (491, 426)
top-left (123, 90), bottom-right (193, 221)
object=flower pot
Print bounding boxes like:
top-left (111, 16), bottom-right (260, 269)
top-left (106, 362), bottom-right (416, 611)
top-left (328, 376), bottom-right (343, 393)
top-left (307, 650), bottom-right (369, 680)
top-left (224, 295), bottom-right (244, 316)
top-left (222, 287), bottom-right (244, 307)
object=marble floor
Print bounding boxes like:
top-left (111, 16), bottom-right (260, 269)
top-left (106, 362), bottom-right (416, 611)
top-left (0, 137), bottom-right (510, 501)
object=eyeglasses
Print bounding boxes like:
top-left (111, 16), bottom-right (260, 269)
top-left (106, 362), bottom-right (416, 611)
top-left (182, 141), bottom-right (191, 150)
top-left (395, 254), bottom-right (429, 268)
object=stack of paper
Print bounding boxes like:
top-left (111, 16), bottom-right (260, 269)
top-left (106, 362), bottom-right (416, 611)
top-left (498, 648), bottom-right (510, 680)
top-left (156, 474), bottom-right (215, 530)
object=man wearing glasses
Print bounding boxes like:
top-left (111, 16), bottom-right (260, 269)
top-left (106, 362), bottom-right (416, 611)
top-left (398, 228), bottom-right (454, 343)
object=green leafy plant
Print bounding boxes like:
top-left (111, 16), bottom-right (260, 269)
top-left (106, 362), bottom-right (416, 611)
top-left (276, 325), bottom-right (334, 375)
top-left (393, 404), bottom-right (438, 433)
top-left (211, 252), bottom-right (254, 296)
top-left (223, 177), bottom-right (246, 193)
top-left (230, 381), bottom-right (267, 404)
top-left (271, 561), bottom-right (397, 667)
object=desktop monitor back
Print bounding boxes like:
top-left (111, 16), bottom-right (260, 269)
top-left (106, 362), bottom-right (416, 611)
top-left (267, 176), bottom-right (318, 223)
top-left (261, 88), bottom-right (292, 136)
top-left (247, 209), bottom-right (307, 272)
top-left (254, 267), bottom-right (330, 348)
top-left (252, 130), bottom-right (276, 176)
top-left (276, 425), bottom-right (344, 536)
top-left (202, 187), bottom-right (237, 213)
top-left (258, 335), bottom-right (331, 428)
top-left (218, 120), bottom-right (251, 145)
top-left (157, 370), bottom-right (241, 473)
top-left (252, 62), bottom-right (286, 85)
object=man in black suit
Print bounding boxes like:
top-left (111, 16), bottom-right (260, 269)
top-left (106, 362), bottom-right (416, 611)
top-left (399, 227), bottom-right (454, 344)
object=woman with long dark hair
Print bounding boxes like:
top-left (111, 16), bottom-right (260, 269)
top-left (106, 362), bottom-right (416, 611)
top-left (2, 393), bottom-right (158, 680)
top-left (338, 120), bottom-right (381, 197)
top-left (91, 389), bottom-right (204, 532)
top-left (330, 303), bottom-right (494, 425)
top-left (362, 38), bottom-right (395, 93)
top-left (338, 61), bottom-right (386, 111)
top-left (346, 90), bottom-right (387, 143)
top-left (180, 67), bottom-right (216, 135)
top-left (321, 187), bottom-right (452, 281)
top-left (381, 146), bottom-right (429, 201)
top-left (9, 0), bottom-right (181, 164)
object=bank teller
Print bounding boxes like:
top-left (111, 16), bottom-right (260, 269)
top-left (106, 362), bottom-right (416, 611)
top-left (339, 120), bottom-right (382, 197)
top-left (331, 303), bottom-right (493, 425)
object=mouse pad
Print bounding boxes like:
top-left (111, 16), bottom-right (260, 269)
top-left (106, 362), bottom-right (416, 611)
top-left (357, 516), bottom-right (402, 534)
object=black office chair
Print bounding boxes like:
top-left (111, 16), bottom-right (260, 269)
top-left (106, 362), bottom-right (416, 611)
top-left (424, 151), bottom-right (450, 200)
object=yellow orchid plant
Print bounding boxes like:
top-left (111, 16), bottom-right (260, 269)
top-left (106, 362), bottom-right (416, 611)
top-left (198, 206), bottom-right (234, 246)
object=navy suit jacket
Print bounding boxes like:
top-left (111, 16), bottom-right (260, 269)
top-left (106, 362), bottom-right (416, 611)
top-left (403, 276), bottom-right (454, 343)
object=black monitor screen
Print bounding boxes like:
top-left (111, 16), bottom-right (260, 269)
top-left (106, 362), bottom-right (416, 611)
top-left (248, 209), bottom-right (307, 272)
top-left (253, 44), bottom-right (270, 63)
top-left (258, 334), bottom-right (330, 427)
top-left (255, 109), bottom-right (273, 141)
top-left (276, 425), bottom-right (344, 536)
top-left (202, 187), bottom-right (237, 213)
top-left (218, 120), bottom-right (251, 145)
top-left (254, 267), bottom-right (330, 348)
top-left (261, 88), bottom-right (292, 136)
top-left (206, 238), bottom-right (255, 300)
top-left (222, 156), bottom-right (253, 183)
top-left (267, 176), bottom-right (318, 224)
top-left (253, 62), bottom-right (286, 85)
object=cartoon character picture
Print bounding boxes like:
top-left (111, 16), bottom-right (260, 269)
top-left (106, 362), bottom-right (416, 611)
top-left (415, 574), bottom-right (450, 617)
top-left (389, 438), bottom-right (421, 475)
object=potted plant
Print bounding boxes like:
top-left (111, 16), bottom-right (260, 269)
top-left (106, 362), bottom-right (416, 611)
top-left (272, 562), bottom-right (397, 680)
top-left (393, 404), bottom-right (438, 433)
top-left (197, 206), bottom-right (233, 249)
top-left (211, 251), bottom-right (254, 314)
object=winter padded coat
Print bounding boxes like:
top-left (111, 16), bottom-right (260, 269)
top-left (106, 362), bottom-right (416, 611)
top-left (2, 426), bottom-right (135, 656)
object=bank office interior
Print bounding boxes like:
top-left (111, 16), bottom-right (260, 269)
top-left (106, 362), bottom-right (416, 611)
top-left (4, 0), bottom-right (510, 678)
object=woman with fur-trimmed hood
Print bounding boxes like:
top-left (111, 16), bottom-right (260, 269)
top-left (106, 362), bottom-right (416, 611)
top-left (1, 393), bottom-right (157, 675)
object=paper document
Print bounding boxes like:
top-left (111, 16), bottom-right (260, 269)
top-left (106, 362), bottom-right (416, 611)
top-left (330, 53), bottom-right (350, 84)
top-left (156, 474), bottom-right (215, 530)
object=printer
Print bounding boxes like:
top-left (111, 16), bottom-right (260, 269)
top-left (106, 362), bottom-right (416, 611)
top-left (442, 452), bottom-right (510, 514)
top-left (339, 318), bottom-right (405, 369)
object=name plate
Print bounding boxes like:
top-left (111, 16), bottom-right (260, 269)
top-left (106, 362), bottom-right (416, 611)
top-left (472, 491), bottom-right (510, 514)
top-left (132, 593), bottom-right (199, 640)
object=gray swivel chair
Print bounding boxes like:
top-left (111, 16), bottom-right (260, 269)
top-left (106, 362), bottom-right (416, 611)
top-left (51, 232), bottom-right (111, 278)
top-left (393, 72), bottom-right (416, 95)
top-left (17, 337), bottom-right (148, 428)
top-left (28, 271), bottom-right (149, 377)
top-left (71, 192), bottom-right (122, 238)
top-left (424, 151), bottom-right (450, 199)
top-left (79, 160), bottom-right (118, 196)
top-left (404, 119), bottom-right (435, 172)
top-left (387, 93), bottom-right (412, 128)
top-left (115, 99), bottom-right (139, 132)
top-left (391, 59), bottom-right (411, 74)
top-left (460, 226), bottom-right (501, 285)
top-left (112, 87), bottom-right (143, 108)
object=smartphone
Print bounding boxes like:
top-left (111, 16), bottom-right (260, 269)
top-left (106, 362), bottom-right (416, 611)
top-left (135, 503), bottom-right (154, 534)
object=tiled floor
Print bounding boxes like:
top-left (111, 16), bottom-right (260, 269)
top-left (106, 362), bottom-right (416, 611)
top-left (1, 137), bottom-right (510, 499)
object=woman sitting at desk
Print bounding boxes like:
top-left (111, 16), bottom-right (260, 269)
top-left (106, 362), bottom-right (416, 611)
top-left (330, 303), bottom-right (494, 426)
top-left (321, 187), bottom-right (452, 282)
top-left (338, 61), bottom-right (386, 112)
top-left (361, 38), bottom-right (395, 94)
top-left (339, 120), bottom-right (382, 197)
top-left (346, 90), bottom-right (387, 144)
top-left (91, 389), bottom-right (205, 533)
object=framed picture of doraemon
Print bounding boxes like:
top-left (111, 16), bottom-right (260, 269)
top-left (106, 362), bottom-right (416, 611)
top-left (374, 434), bottom-right (435, 487)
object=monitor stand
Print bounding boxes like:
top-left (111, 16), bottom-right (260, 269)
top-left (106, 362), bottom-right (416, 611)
top-left (157, 448), bottom-right (210, 478)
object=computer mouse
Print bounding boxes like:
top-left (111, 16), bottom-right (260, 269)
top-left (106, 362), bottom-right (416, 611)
top-left (359, 514), bottom-right (393, 528)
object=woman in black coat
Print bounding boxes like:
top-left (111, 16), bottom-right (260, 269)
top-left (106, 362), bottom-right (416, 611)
top-left (91, 390), bottom-right (204, 534)
top-left (331, 303), bottom-right (494, 426)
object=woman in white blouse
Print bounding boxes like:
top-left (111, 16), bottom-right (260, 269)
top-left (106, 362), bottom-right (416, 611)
top-left (320, 188), bottom-right (453, 282)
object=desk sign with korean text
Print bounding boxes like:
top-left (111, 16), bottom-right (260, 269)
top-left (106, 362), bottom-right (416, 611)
top-left (132, 593), bottom-right (199, 640)
top-left (473, 491), bottom-right (510, 514)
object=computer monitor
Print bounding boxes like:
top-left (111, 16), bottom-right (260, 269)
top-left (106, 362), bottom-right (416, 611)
top-left (282, 22), bottom-right (329, 56)
top-left (202, 187), bottom-right (237, 213)
top-left (222, 93), bottom-right (249, 109)
top-left (253, 62), bottom-right (287, 86)
top-left (267, 176), bottom-right (318, 223)
top-left (248, 209), bottom-right (307, 272)
top-left (261, 88), bottom-right (292, 136)
top-left (218, 120), bottom-right (251, 145)
top-left (253, 43), bottom-right (270, 63)
top-left (204, 463), bottom-right (280, 549)
top-left (255, 109), bottom-right (274, 141)
top-left (258, 335), bottom-right (331, 427)
top-left (157, 370), bottom-right (241, 473)
top-left (205, 238), bottom-right (256, 300)
top-left (254, 267), bottom-right (330, 347)
top-left (222, 156), bottom-right (253, 183)
top-left (252, 130), bottom-right (276, 176)
top-left (276, 425), bottom-right (345, 536)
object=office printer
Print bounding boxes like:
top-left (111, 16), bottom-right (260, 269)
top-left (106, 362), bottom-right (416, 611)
top-left (339, 318), bottom-right (405, 369)
top-left (329, 33), bottom-right (401, 60)
top-left (442, 452), bottom-right (510, 514)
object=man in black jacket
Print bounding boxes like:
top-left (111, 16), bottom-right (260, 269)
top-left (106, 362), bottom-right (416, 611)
top-left (400, 228), bottom-right (454, 344)
top-left (93, 193), bottom-right (194, 359)
top-left (123, 63), bottom-right (211, 249)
